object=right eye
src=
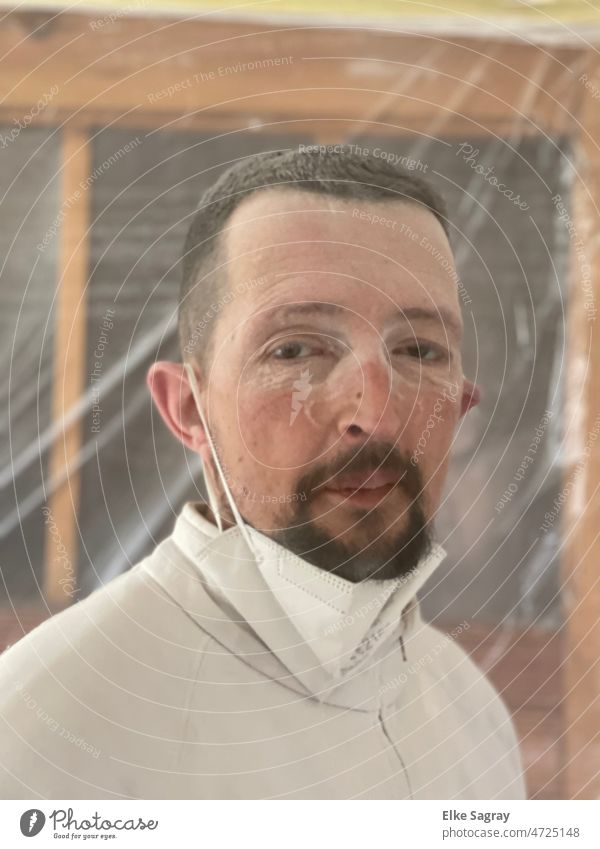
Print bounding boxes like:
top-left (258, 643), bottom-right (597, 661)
top-left (268, 340), bottom-right (315, 361)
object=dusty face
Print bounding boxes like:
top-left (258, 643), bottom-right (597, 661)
top-left (152, 188), bottom-right (479, 582)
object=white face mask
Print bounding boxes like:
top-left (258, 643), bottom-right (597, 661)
top-left (183, 362), bottom-right (446, 689)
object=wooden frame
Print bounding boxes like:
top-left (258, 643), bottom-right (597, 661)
top-left (1, 9), bottom-right (597, 799)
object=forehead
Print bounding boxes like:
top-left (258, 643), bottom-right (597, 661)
top-left (221, 188), bottom-right (461, 329)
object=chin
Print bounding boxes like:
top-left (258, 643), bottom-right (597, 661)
top-left (318, 552), bottom-right (421, 584)
top-left (319, 503), bottom-right (408, 537)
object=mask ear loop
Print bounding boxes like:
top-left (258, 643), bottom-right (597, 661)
top-left (184, 363), bottom-right (255, 551)
top-left (202, 459), bottom-right (224, 535)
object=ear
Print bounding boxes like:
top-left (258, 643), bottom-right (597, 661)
top-left (459, 378), bottom-right (481, 417)
top-left (146, 360), bottom-right (209, 459)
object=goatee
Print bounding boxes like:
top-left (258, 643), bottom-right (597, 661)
top-left (265, 443), bottom-right (433, 583)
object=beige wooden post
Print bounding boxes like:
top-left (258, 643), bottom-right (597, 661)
top-left (562, 52), bottom-right (600, 800)
top-left (43, 126), bottom-right (91, 609)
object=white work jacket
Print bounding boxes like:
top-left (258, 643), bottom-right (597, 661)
top-left (0, 501), bottom-right (525, 799)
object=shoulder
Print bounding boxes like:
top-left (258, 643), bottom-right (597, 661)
top-left (0, 554), bottom-right (217, 700)
top-left (411, 619), bottom-right (514, 725)
top-left (404, 617), bottom-right (526, 797)
top-left (0, 558), bottom-right (214, 798)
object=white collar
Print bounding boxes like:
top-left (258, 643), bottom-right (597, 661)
top-left (172, 501), bottom-right (447, 683)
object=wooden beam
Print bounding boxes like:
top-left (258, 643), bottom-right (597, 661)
top-left (561, 51), bottom-right (600, 800)
top-left (43, 127), bottom-right (91, 609)
top-left (0, 11), bottom-right (586, 137)
top-left (0, 107), bottom-right (554, 140)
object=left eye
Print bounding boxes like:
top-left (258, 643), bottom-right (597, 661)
top-left (393, 342), bottom-right (444, 361)
top-left (270, 341), bottom-right (314, 360)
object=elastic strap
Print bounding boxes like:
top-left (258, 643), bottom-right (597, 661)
top-left (184, 363), bottom-right (255, 551)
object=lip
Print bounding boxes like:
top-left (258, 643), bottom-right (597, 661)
top-left (322, 481), bottom-right (399, 508)
top-left (326, 468), bottom-right (401, 490)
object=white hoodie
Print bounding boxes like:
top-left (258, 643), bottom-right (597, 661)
top-left (0, 500), bottom-right (525, 799)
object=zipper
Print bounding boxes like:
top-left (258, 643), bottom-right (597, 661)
top-left (399, 633), bottom-right (407, 661)
top-left (378, 708), bottom-right (414, 799)
top-left (376, 622), bottom-right (414, 798)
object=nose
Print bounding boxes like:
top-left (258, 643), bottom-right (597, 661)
top-left (313, 353), bottom-right (406, 445)
top-left (341, 358), bottom-right (403, 442)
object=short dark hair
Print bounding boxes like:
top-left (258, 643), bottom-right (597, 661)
top-left (179, 146), bottom-right (449, 365)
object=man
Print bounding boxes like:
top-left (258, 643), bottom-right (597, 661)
top-left (0, 148), bottom-right (525, 799)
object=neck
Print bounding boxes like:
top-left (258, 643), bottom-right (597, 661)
top-left (197, 501), bottom-right (235, 531)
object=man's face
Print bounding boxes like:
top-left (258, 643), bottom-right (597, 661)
top-left (154, 188), bottom-right (479, 582)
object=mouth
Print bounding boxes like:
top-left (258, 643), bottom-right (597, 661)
top-left (319, 469), bottom-right (405, 508)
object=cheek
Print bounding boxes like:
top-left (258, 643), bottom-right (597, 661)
top-left (408, 392), bottom-right (459, 470)
top-left (236, 387), bottom-right (314, 469)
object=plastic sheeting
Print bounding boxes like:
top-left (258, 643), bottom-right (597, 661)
top-left (0, 42), bottom-right (577, 637)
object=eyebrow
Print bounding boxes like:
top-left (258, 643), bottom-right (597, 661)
top-left (264, 302), bottom-right (462, 338)
top-left (388, 306), bottom-right (463, 338)
top-left (267, 303), bottom-right (344, 322)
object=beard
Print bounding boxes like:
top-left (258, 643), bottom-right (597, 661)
top-left (257, 442), bottom-right (434, 583)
